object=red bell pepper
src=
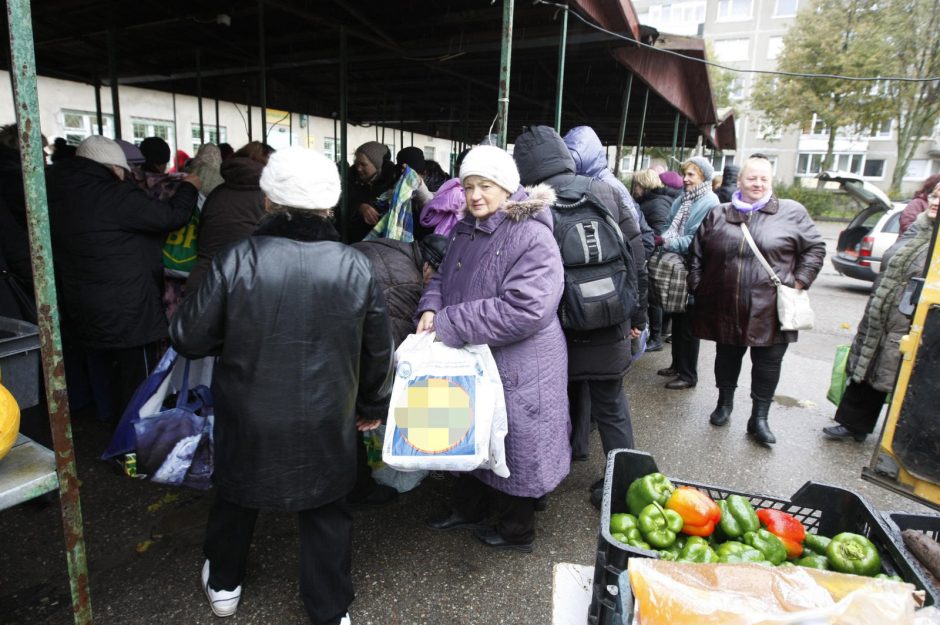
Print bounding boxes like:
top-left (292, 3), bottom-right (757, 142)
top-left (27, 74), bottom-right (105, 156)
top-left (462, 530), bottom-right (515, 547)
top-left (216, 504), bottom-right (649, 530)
top-left (756, 508), bottom-right (805, 559)
top-left (665, 486), bottom-right (722, 537)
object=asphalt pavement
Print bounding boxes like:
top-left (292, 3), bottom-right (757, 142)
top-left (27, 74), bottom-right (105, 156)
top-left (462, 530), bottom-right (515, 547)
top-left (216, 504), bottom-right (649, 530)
top-left (0, 221), bottom-right (935, 625)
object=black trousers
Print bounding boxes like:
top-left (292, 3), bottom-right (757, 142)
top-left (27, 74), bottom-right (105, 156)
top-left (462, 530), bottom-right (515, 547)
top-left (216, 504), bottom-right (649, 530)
top-left (451, 474), bottom-right (536, 543)
top-left (670, 310), bottom-right (700, 384)
top-left (648, 305), bottom-right (663, 339)
top-left (714, 343), bottom-right (789, 402)
top-left (568, 379), bottom-right (634, 459)
top-left (204, 495), bottom-right (353, 625)
top-left (835, 380), bottom-right (888, 435)
top-left (66, 341), bottom-right (159, 423)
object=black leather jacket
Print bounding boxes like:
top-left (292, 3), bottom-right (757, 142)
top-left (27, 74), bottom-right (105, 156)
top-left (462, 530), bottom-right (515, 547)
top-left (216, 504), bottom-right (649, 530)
top-left (171, 213), bottom-right (394, 511)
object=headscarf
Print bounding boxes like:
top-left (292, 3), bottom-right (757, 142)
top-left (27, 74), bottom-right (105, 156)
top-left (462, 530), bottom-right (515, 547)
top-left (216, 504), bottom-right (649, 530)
top-left (188, 144), bottom-right (224, 196)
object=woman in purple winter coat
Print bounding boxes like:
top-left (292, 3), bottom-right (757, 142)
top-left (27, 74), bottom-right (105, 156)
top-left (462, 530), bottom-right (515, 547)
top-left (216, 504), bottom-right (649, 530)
top-left (417, 145), bottom-right (570, 553)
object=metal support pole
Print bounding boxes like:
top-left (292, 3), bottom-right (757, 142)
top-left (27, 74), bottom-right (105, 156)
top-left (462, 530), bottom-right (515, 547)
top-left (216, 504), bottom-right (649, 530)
top-left (681, 118), bottom-right (688, 161)
top-left (258, 0), bottom-right (267, 141)
top-left (670, 111), bottom-right (680, 162)
top-left (5, 2), bottom-right (92, 623)
top-left (495, 0), bottom-right (514, 149)
top-left (215, 97), bottom-right (220, 142)
top-left (613, 73), bottom-right (633, 176)
top-left (93, 75), bottom-right (103, 135)
top-left (288, 112), bottom-right (293, 146)
top-left (196, 49), bottom-right (204, 145)
top-left (633, 87), bottom-right (649, 171)
top-left (339, 26), bottom-right (349, 241)
top-left (399, 120), bottom-right (404, 154)
top-left (410, 130), bottom-right (414, 147)
top-left (172, 92), bottom-right (178, 154)
top-left (553, 5), bottom-right (568, 133)
top-left (246, 85), bottom-right (253, 142)
top-left (107, 28), bottom-right (121, 139)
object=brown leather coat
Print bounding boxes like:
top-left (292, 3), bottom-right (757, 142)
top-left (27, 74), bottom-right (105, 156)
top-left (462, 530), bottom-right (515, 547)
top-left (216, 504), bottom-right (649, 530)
top-left (688, 197), bottom-right (825, 346)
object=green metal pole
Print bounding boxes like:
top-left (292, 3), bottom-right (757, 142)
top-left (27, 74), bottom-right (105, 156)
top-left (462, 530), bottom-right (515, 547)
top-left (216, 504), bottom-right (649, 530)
top-left (495, 0), bottom-right (514, 149)
top-left (339, 26), bottom-right (349, 242)
top-left (5, 2), bottom-right (92, 624)
top-left (670, 110), bottom-right (680, 162)
top-left (633, 87), bottom-right (649, 171)
top-left (614, 73), bottom-right (633, 176)
top-left (681, 118), bottom-right (688, 162)
top-left (93, 75), bottom-right (103, 135)
top-left (107, 28), bottom-right (121, 139)
top-left (553, 6), bottom-right (568, 133)
top-left (215, 97), bottom-right (220, 142)
top-left (258, 0), bottom-right (267, 141)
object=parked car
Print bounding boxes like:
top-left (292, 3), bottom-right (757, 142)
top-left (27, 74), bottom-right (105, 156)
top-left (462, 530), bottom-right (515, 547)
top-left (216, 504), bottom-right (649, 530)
top-left (820, 171), bottom-right (907, 282)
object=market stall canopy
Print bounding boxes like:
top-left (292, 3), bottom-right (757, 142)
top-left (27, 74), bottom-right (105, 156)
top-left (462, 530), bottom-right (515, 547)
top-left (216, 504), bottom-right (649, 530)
top-left (6, 0), bottom-right (726, 150)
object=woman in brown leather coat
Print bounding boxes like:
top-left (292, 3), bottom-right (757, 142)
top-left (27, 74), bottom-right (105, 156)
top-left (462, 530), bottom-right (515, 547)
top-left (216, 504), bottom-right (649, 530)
top-left (688, 155), bottom-right (826, 445)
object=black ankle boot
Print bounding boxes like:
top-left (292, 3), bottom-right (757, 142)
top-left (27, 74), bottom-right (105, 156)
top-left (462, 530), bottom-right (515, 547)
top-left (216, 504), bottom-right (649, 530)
top-left (709, 388), bottom-right (735, 426)
top-left (746, 400), bottom-right (776, 445)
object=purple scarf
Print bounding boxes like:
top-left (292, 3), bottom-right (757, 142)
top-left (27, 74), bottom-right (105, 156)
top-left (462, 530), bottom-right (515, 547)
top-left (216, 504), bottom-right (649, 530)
top-left (731, 189), bottom-right (772, 213)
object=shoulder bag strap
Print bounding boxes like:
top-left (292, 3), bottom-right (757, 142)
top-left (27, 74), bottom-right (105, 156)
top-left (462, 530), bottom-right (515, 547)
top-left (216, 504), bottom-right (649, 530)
top-left (740, 222), bottom-right (782, 286)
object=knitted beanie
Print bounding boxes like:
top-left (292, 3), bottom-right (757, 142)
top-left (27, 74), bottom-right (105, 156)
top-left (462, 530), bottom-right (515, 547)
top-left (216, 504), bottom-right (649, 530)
top-left (260, 147), bottom-right (340, 210)
top-left (139, 136), bottom-right (171, 166)
top-left (682, 156), bottom-right (715, 182)
top-left (355, 141), bottom-right (389, 171)
top-left (459, 145), bottom-right (520, 194)
top-left (76, 135), bottom-right (130, 171)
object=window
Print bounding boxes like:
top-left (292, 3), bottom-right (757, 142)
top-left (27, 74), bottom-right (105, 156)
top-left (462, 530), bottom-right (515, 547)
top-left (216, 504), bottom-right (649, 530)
top-left (190, 124), bottom-right (227, 154)
top-left (904, 159), bottom-right (931, 181)
top-left (833, 153), bottom-right (864, 174)
top-left (863, 159), bottom-right (885, 178)
top-left (870, 119), bottom-right (892, 138)
top-left (712, 38), bottom-right (750, 62)
top-left (645, 2), bottom-right (706, 36)
top-left (60, 110), bottom-right (114, 145)
top-left (796, 153), bottom-right (824, 176)
top-left (423, 146), bottom-right (436, 161)
top-left (729, 76), bottom-right (748, 101)
top-left (717, 0), bottom-right (752, 21)
top-left (797, 152), bottom-right (865, 176)
top-left (758, 120), bottom-right (782, 141)
top-left (802, 114), bottom-right (828, 137)
top-left (767, 37), bottom-right (784, 60)
top-left (323, 137), bottom-right (340, 162)
top-left (131, 118), bottom-right (174, 148)
top-left (774, 0), bottom-right (799, 16)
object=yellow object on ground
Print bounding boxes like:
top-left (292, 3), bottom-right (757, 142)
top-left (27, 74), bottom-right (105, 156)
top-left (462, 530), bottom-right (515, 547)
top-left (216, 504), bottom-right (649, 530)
top-left (0, 383), bottom-right (21, 461)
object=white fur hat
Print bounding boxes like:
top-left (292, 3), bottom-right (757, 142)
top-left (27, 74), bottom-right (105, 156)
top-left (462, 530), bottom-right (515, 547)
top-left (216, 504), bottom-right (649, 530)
top-left (77, 135), bottom-right (130, 171)
top-left (259, 147), bottom-right (340, 210)
top-left (459, 145), bottom-right (520, 194)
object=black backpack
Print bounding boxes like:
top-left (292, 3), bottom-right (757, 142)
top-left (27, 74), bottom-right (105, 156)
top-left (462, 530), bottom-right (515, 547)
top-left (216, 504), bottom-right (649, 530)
top-left (550, 176), bottom-right (638, 332)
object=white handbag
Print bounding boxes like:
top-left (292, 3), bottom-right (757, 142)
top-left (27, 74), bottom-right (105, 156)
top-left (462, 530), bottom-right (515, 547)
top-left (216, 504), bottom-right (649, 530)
top-left (741, 223), bottom-right (815, 331)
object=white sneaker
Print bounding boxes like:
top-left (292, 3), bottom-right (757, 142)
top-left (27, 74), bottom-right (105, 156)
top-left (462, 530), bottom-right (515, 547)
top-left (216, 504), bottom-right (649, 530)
top-left (201, 560), bottom-right (241, 617)
top-left (339, 614), bottom-right (351, 625)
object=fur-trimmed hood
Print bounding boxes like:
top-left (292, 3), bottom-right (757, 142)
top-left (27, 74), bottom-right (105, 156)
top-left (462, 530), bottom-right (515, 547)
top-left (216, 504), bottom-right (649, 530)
top-left (504, 183), bottom-right (556, 222)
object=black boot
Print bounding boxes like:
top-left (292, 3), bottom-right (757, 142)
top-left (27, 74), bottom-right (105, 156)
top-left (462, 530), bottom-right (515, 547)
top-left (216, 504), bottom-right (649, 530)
top-left (709, 388), bottom-right (735, 426)
top-left (746, 399), bottom-right (776, 445)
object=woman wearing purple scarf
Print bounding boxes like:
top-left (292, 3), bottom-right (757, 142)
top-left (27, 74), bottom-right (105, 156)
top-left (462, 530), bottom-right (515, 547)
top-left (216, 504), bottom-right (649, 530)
top-left (688, 156), bottom-right (826, 445)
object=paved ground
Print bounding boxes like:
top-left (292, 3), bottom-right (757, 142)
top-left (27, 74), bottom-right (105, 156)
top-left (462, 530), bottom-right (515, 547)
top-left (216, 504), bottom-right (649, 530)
top-left (1, 221), bottom-right (935, 625)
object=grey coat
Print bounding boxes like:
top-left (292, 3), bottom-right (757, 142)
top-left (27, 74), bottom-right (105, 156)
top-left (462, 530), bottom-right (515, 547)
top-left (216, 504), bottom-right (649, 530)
top-left (847, 212), bottom-right (933, 392)
top-left (418, 184), bottom-right (570, 498)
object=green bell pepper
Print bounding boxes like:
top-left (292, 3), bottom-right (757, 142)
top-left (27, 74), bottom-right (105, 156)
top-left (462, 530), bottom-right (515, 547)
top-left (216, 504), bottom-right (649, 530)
top-left (743, 529), bottom-right (788, 565)
top-left (612, 527), bottom-right (651, 550)
top-left (638, 502), bottom-right (684, 549)
top-left (610, 513), bottom-right (639, 535)
top-left (677, 536), bottom-right (719, 563)
top-left (717, 496), bottom-right (760, 539)
top-left (875, 573), bottom-right (903, 582)
top-left (627, 473), bottom-right (675, 516)
top-left (803, 533), bottom-right (832, 555)
top-left (716, 541), bottom-right (766, 563)
top-left (826, 532), bottom-right (882, 577)
top-left (796, 553), bottom-right (829, 570)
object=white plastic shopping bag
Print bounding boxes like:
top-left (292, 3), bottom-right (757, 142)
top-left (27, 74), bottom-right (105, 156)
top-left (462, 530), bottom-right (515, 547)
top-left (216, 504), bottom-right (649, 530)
top-left (382, 333), bottom-right (509, 477)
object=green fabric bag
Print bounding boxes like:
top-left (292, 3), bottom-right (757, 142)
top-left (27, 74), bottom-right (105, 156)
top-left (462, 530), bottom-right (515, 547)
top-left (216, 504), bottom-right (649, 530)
top-left (163, 207), bottom-right (200, 276)
top-left (826, 344), bottom-right (850, 406)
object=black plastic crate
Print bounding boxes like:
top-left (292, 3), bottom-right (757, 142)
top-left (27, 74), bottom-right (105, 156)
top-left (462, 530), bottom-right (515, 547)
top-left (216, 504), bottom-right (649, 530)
top-left (588, 449), bottom-right (936, 625)
top-left (884, 511), bottom-right (940, 603)
top-left (0, 316), bottom-right (40, 409)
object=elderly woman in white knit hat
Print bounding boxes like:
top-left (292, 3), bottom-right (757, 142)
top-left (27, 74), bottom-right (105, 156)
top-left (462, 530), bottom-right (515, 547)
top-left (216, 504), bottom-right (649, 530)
top-left (416, 145), bottom-right (570, 553)
top-left (653, 155), bottom-right (720, 390)
top-left (171, 147), bottom-right (394, 625)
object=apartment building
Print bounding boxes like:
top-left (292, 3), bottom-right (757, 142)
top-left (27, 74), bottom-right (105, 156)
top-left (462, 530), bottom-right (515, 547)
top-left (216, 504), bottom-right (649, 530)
top-left (632, 0), bottom-right (939, 195)
top-left (0, 71), bottom-right (461, 172)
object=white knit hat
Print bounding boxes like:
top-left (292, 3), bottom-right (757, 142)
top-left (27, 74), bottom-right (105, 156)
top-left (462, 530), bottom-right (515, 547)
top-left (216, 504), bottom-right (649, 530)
top-left (459, 145), bottom-right (520, 194)
top-left (77, 135), bottom-right (130, 171)
top-left (259, 146), bottom-right (340, 210)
